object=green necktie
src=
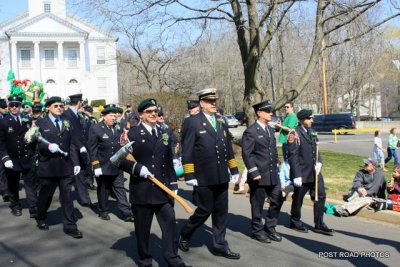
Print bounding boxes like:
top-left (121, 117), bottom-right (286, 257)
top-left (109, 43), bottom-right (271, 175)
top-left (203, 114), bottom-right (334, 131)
top-left (209, 116), bottom-right (217, 131)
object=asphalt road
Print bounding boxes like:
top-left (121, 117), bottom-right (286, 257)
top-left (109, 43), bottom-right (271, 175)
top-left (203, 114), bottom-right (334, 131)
top-left (0, 182), bottom-right (399, 267)
top-left (230, 126), bottom-right (392, 158)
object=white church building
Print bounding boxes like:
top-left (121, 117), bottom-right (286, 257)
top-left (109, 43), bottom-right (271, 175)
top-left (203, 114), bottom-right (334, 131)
top-left (0, 0), bottom-right (118, 103)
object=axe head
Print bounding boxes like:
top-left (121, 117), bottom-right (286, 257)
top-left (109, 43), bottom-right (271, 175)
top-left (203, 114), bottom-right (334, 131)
top-left (110, 141), bottom-right (134, 167)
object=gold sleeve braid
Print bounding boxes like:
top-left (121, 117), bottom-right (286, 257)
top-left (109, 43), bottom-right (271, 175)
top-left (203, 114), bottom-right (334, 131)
top-left (228, 159), bottom-right (238, 169)
top-left (183, 163), bottom-right (195, 174)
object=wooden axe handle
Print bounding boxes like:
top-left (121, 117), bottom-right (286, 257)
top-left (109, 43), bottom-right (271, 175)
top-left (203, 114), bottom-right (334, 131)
top-left (148, 176), bottom-right (193, 213)
top-left (126, 154), bottom-right (193, 213)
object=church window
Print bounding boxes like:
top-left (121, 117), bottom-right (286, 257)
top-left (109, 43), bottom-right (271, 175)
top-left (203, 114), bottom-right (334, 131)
top-left (69, 79), bottom-right (78, 84)
top-left (46, 79), bottom-right (55, 84)
top-left (20, 49), bottom-right (31, 68)
top-left (67, 49), bottom-right (78, 67)
top-left (96, 47), bottom-right (106, 64)
top-left (44, 3), bottom-right (51, 13)
top-left (44, 49), bottom-right (55, 67)
top-left (97, 77), bottom-right (107, 97)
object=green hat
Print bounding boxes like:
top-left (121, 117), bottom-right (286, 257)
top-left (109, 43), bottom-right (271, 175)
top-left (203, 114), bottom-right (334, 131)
top-left (45, 96), bottom-right (63, 107)
top-left (138, 98), bottom-right (157, 113)
top-left (101, 104), bottom-right (119, 115)
top-left (115, 107), bottom-right (124, 114)
top-left (23, 100), bottom-right (33, 107)
top-left (297, 109), bottom-right (313, 120)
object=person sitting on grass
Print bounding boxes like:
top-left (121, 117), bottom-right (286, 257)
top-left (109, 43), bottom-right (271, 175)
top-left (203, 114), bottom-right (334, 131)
top-left (334, 158), bottom-right (386, 217)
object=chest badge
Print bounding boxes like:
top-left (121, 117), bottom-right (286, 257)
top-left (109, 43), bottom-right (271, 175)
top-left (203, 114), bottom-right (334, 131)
top-left (102, 133), bottom-right (109, 139)
top-left (8, 127), bottom-right (14, 133)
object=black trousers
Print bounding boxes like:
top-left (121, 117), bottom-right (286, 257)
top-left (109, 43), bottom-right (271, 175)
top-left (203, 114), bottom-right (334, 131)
top-left (248, 182), bottom-right (283, 235)
top-left (180, 183), bottom-right (229, 252)
top-left (290, 174), bottom-right (326, 228)
top-left (74, 169), bottom-right (91, 205)
top-left (5, 168), bottom-right (38, 213)
top-left (132, 203), bottom-right (183, 267)
top-left (36, 175), bottom-right (77, 231)
top-left (95, 173), bottom-right (131, 216)
top-left (0, 163), bottom-right (9, 197)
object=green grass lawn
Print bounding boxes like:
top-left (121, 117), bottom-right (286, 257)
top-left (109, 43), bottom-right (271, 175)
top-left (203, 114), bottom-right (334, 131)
top-left (234, 148), bottom-right (395, 200)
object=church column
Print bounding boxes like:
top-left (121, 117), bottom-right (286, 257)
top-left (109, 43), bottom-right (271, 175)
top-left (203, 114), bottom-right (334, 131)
top-left (79, 41), bottom-right (86, 97)
top-left (10, 41), bottom-right (18, 77)
top-left (57, 41), bottom-right (65, 96)
top-left (33, 41), bottom-right (41, 81)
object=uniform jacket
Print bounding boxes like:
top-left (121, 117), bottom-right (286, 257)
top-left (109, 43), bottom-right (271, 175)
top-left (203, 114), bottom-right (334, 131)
top-left (181, 112), bottom-right (238, 186)
top-left (287, 126), bottom-right (322, 183)
top-left (0, 114), bottom-right (36, 171)
top-left (128, 123), bottom-right (178, 205)
top-left (35, 116), bottom-right (79, 177)
top-left (88, 121), bottom-right (123, 176)
top-left (63, 108), bottom-right (90, 147)
top-left (241, 121), bottom-right (279, 186)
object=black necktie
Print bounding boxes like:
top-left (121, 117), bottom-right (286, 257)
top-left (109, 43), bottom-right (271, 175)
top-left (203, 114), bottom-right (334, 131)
top-left (16, 116), bottom-right (21, 125)
top-left (55, 118), bottom-right (61, 132)
top-left (306, 128), bottom-right (312, 139)
top-left (151, 128), bottom-right (157, 141)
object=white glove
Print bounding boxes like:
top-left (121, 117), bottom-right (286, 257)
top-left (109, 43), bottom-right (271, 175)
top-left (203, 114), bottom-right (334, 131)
top-left (94, 168), bottom-right (103, 177)
top-left (80, 147), bottom-right (87, 153)
top-left (230, 174), bottom-right (240, 184)
top-left (48, 143), bottom-right (60, 153)
top-left (315, 162), bottom-right (322, 174)
top-left (139, 166), bottom-right (153, 178)
top-left (293, 177), bottom-right (302, 187)
top-left (4, 160), bottom-right (13, 169)
top-left (185, 179), bottom-right (198, 186)
top-left (74, 166), bottom-right (81, 175)
top-left (173, 189), bottom-right (178, 195)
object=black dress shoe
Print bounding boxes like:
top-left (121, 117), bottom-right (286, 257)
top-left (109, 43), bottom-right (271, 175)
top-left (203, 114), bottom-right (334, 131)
top-left (314, 224), bottom-right (335, 236)
top-left (178, 236), bottom-right (190, 252)
top-left (36, 220), bottom-right (49, 230)
top-left (290, 223), bottom-right (308, 233)
top-left (3, 195), bottom-right (10, 202)
top-left (99, 213), bottom-right (110, 220)
top-left (123, 215), bottom-right (134, 222)
top-left (11, 208), bottom-right (22, 216)
top-left (266, 230), bottom-right (282, 242)
top-left (251, 233), bottom-right (271, 243)
top-left (65, 229), bottom-right (83, 239)
top-left (211, 248), bottom-right (240, 260)
top-left (82, 202), bottom-right (97, 210)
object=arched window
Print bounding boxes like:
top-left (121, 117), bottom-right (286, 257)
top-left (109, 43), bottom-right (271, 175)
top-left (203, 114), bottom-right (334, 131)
top-left (69, 79), bottom-right (78, 84)
top-left (46, 79), bottom-right (55, 84)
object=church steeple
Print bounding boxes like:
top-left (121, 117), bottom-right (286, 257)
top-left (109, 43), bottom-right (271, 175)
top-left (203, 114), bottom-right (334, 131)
top-left (28, 0), bottom-right (66, 19)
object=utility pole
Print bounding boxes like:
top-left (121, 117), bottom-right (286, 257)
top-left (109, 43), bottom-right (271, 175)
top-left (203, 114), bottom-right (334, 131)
top-left (321, 39), bottom-right (329, 114)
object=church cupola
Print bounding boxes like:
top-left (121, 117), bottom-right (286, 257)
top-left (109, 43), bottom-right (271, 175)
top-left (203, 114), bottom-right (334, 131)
top-left (28, 0), bottom-right (66, 19)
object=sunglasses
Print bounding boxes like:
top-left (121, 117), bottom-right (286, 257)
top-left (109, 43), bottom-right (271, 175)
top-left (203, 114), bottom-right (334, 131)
top-left (24, 105), bottom-right (31, 109)
top-left (143, 108), bottom-right (158, 114)
top-left (52, 104), bottom-right (64, 108)
top-left (305, 116), bottom-right (314, 120)
top-left (9, 102), bottom-right (21, 108)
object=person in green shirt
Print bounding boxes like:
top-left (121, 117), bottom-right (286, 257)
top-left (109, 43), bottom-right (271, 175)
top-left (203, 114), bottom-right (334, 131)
top-left (276, 102), bottom-right (298, 160)
top-left (385, 128), bottom-right (398, 165)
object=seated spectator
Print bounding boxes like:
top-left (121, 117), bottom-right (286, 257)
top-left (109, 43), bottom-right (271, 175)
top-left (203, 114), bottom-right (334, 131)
top-left (387, 164), bottom-right (400, 195)
top-left (334, 158), bottom-right (386, 217)
top-left (279, 158), bottom-right (293, 199)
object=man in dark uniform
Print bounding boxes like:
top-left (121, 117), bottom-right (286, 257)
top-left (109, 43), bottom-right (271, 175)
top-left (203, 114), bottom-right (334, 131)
top-left (241, 100), bottom-right (284, 243)
top-left (179, 88), bottom-right (240, 260)
top-left (83, 105), bottom-right (98, 125)
top-left (35, 96), bottom-right (83, 238)
top-left (87, 104), bottom-right (133, 222)
top-left (0, 96), bottom-right (37, 217)
top-left (113, 98), bottom-right (189, 267)
top-left (186, 100), bottom-right (200, 117)
top-left (0, 98), bottom-right (10, 202)
top-left (63, 93), bottom-right (94, 206)
top-left (288, 109), bottom-right (334, 236)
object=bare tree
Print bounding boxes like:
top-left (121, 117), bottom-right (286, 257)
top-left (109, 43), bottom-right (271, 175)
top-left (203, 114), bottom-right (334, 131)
top-left (71, 0), bottom-right (399, 123)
